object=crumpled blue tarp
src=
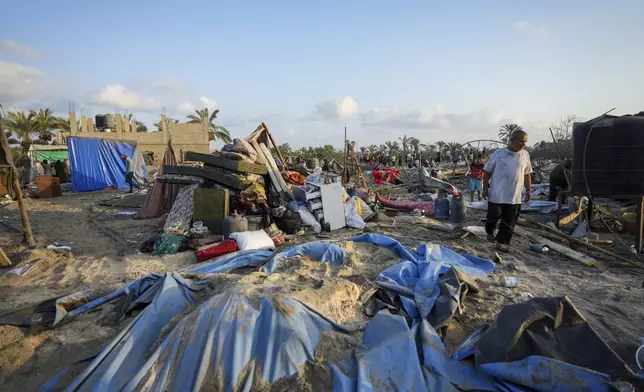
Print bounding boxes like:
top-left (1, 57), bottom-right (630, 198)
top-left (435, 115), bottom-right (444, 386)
top-left (68, 137), bottom-right (148, 192)
top-left (186, 249), bottom-right (273, 274)
top-left (262, 241), bottom-right (345, 272)
top-left (38, 234), bottom-right (634, 392)
top-left (332, 310), bottom-right (499, 392)
top-left (57, 273), bottom-right (208, 392)
top-left (121, 292), bottom-right (351, 391)
top-left (375, 241), bottom-right (495, 320)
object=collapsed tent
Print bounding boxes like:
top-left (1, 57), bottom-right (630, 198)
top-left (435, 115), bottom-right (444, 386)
top-left (32, 234), bottom-right (636, 391)
top-left (135, 141), bottom-right (180, 219)
top-left (67, 137), bottom-right (147, 192)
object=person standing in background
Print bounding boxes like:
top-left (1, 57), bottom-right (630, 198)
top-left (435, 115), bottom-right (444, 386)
top-left (468, 155), bottom-right (485, 202)
top-left (121, 153), bottom-right (139, 193)
top-left (482, 130), bottom-right (532, 252)
top-left (35, 160), bottom-right (44, 176)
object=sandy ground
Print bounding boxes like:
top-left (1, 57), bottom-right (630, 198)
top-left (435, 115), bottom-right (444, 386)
top-left (0, 188), bottom-right (643, 390)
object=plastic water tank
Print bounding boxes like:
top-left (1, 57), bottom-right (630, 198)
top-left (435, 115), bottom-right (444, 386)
top-left (95, 115), bottom-right (106, 129)
top-left (105, 114), bottom-right (116, 129)
top-left (571, 114), bottom-right (644, 198)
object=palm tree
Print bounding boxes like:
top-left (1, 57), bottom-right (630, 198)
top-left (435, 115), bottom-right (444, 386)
top-left (56, 117), bottom-right (81, 132)
top-left (409, 137), bottom-right (421, 157)
top-left (398, 134), bottom-right (410, 164)
top-left (33, 108), bottom-right (58, 142)
top-left (435, 141), bottom-right (447, 160)
top-left (498, 124), bottom-right (523, 143)
top-left (187, 108), bottom-right (232, 144)
top-left (4, 111), bottom-right (40, 151)
top-left (135, 121), bottom-right (147, 132)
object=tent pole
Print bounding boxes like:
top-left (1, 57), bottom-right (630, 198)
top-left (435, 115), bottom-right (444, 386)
top-left (0, 107), bottom-right (35, 248)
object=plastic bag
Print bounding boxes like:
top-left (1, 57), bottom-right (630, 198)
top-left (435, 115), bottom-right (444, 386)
top-left (272, 205), bottom-right (303, 234)
top-left (230, 230), bottom-right (275, 251)
top-left (295, 205), bottom-right (321, 233)
top-left (152, 234), bottom-right (187, 256)
top-left (344, 197), bottom-right (366, 229)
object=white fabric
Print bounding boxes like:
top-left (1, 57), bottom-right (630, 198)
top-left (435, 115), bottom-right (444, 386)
top-left (229, 230), bottom-right (275, 251)
top-left (483, 148), bottom-right (532, 205)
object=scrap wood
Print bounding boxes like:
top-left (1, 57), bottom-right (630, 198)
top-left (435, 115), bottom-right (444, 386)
top-left (0, 247), bottom-right (11, 267)
top-left (185, 151), bottom-right (268, 175)
top-left (514, 225), bottom-right (597, 267)
top-left (163, 165), bottom-right (247, 190)
top-left (519, 215), bottom-right (643, 269)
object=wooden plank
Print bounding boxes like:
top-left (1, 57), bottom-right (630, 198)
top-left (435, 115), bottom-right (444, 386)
top-left (519, 215), bottom-right (642, 268)
top-left (0, 247), bottom-right (12, 267)
top-left (514, 225), bottom-right (597, 267)
top-left (259, 143), bottom-right (290, 191)
top-left (249, 140), bottom-right (266, 166)
top-left (185, 151), bottom-right (268, 175)
top-left (163, 165), bottom-right (246, 190)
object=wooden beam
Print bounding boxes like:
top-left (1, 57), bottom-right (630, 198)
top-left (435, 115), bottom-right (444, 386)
top-left (185, 151), bottom-right (268, 175)
top-left (518, 215), bottom-right (642, 268)
top-left (163, 165), bottom-right (248, 190)
top-left (0, 110), bottom-right (35, 247)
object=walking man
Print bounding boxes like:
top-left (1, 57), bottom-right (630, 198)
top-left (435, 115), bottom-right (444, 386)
top-left (482, 130), bottom-right (532, 252)
top-left (121, 153), bottom-right (139, 193)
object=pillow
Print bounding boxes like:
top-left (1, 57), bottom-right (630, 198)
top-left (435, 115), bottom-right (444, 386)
top-left (229, 230), bottom-right (275, 251)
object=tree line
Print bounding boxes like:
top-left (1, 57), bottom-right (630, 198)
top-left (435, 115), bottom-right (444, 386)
top-left (3, 107), bottom-right (233, 153)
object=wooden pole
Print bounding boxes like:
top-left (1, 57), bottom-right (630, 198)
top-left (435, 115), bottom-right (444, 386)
top-left (0, 108), bottom-right (36, 247)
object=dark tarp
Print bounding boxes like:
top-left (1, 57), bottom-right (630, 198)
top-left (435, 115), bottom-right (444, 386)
top-left (474, 296), bottom-right (635, 383)
top-left (135, 141), bottom-right (179, 219)
top-left (67, 137), bottom-right (147, 192)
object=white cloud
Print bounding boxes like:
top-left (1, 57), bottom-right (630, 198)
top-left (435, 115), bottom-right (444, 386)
top-left (177, 101), bottom-right (196, 114)
top-left (0, 40), bottom-right (40, 58)
top-left (0, 61), bottom-right (47, 103)
top-left (311, 96), bottom-right (358, 120)
top-left (90, 85), bottom-right (161, 112)
top-left (199, 96), bottom-right (218, 112)
top-left (512, 20), bottom-right (550, 40)
top-left (175, 96), bottom-right (218, 116)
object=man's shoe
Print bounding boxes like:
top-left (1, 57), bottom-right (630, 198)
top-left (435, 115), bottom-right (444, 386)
top-left (495, 243), bottom-right (510, 253)
top-left (486, 233), bottom-right (495, 243)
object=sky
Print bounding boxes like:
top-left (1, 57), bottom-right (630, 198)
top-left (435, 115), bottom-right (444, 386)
top-left (2, 0), bottom-right (644, 150)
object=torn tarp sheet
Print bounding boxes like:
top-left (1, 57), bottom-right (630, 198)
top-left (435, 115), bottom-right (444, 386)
top-left (120, 292), bottom-right (352, 391)
top-left (68, 137), bottom-right (148, 192)
top-left (473, 296), bottom-right (635, 388)
top-left (58, 273), bottom-right (208, 392)
top-left (331, 310), bottom-right (498, 391)
top-left (373, 241), bottom-right (495, 323)
top-left (186, 249), bottom-right (273, 274)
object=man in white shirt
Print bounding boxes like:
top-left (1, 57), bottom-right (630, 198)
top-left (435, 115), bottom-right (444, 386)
top-left (482, 130), bottom-right (532, 252)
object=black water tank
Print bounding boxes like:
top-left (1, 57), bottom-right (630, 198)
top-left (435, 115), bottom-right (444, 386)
top-left (571, 114), bottom-right (644, 198)
top-left (95, 115), bottom-right (106, 129)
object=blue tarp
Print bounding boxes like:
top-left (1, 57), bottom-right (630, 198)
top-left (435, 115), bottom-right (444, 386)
top-left (39, 235), bottom-right (634, 391)
top-left (67, 137), bottom-right (147, 192)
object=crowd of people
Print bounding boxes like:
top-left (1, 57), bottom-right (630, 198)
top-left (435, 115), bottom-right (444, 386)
top-left (28, 158), bottom-right (70, 185)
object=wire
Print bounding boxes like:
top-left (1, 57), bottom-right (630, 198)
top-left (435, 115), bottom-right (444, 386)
top-left (582, 115), bottom-right (643, 263)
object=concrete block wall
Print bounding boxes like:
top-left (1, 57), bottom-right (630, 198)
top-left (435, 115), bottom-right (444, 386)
top-left (57, 113), bottom-right (210, 165)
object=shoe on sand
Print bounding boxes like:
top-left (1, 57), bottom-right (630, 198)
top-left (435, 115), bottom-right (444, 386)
top-left (495, 243), bottom-right (510, 253)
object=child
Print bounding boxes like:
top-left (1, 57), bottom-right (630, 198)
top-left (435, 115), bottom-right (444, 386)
top-left (469, 155), bottom-right (485, 202)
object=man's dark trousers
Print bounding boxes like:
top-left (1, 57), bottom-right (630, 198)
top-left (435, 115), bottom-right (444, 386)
top-left (485, 202), bottom-right (521, 244)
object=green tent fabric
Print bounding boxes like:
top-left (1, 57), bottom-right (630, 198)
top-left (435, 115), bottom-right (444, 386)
top-left (34, 150), bottom-right (68, 162)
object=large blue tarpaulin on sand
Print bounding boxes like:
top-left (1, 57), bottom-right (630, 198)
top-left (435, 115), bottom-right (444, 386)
top-left (67, 137), bottom-right (147, 192)
top-left (39, 234), bottom-right (635, 391)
